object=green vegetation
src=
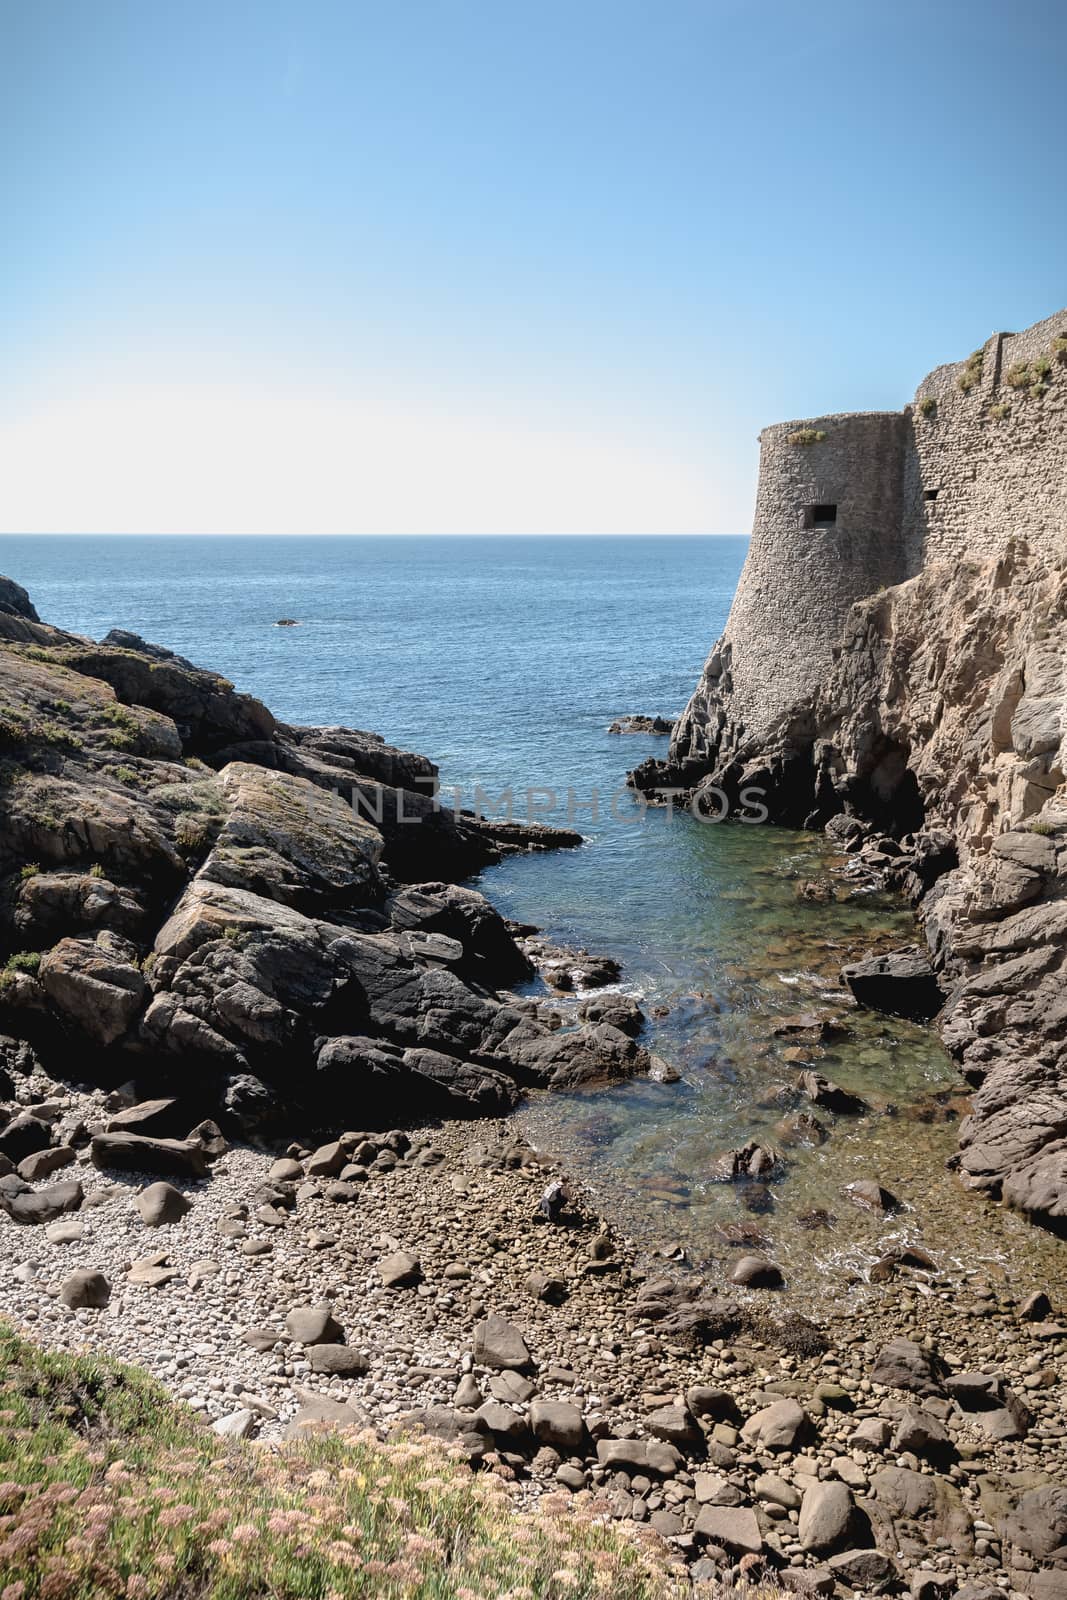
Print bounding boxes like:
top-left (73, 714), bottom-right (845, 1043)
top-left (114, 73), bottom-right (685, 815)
top-left (1, 951), bottom-right (43, 997)
top-left (1053, 335), bottom-right (1067, 363)
top-left (786, 428), bottom-right (827, 446)
top-left (0, 709), bottom-right (83, 752)
top-left (1031, 820), bottom-right (1057, 836)
top-left (918, 395), bottom-right (937, 418)
top-left (174, 815), bottom-right (212, 852)
top-left (0, 1323), bottom-right (682, 1600)
top-left (988, 401), bottom-right (1012, 421)
top-left (957, 347), bottom-right (984, 393)
top-left (1006, 352), bottom-right (1055, 399)
top-left (111, 766), bottom-right (140, 787)
top-left (19, 864), bottom-right (40, 881)
top-left (88, 863), bottom-right (106, 880)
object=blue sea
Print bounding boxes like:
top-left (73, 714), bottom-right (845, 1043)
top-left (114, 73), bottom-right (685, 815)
top-left (1, 534), bottom-right (1044, 1292)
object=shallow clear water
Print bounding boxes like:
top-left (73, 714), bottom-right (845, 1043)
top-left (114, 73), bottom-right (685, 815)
top-left (2, 534), bottom-right (1060, 1296)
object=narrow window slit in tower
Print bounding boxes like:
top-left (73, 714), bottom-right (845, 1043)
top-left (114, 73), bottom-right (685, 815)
top-left (924, 489), bottom-right (939, 502)
top-left (798, 504), bottom-right (837, 530)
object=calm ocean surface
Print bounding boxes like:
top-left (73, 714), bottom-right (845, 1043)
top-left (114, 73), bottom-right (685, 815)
top-left (0, 534), bottom-right (1051, 1293)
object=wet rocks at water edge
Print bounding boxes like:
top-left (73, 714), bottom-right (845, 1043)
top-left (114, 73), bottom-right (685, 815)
top-left (606, 715), bottom-right (676, 736)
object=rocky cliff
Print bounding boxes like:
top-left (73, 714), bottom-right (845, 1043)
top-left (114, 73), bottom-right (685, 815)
top-left (634, 540), bottom-right (1067, 1233)
top-left (0, 582), bottom-right (662, 1138)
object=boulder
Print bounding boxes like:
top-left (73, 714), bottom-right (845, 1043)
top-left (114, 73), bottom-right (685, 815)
top-left (841, 948), bottom-right (944, 1020)
top-left (58, 1269), bottom-right (111, 1309)
top-left (844, 1179), bottom-right (901, 1214)
top-left (997, 1485), bottom-right (1067, 1559)
top-left (90, 1133), bottom-right (209, 1179)
top-left (799, 1480), bottom-right (855, 1553)
top-left (106, 1099), bottom-right (190, 1138)
top-left (595, 1438), bottom-right (683, 1477)
top-left (472, 1315), bottom-right (533, 1372)
top-left (134, 1181), bottom-right (193, 1226)
top-left (306, 1345), bottom-right (370, 1376)
top-left (870, 1337), bottom-right (944, 1397)
top-left (891, 1406), bottom-right (951, 1457)
top-left (197, 762), bottom-right (383, 912)
top-left (692, 1504), bottom-right (763, 1556)
top-left (529, 1399), bottom-right (585, 1452)
top-left (827, 1550), bottom-right (897, 1590)
top-left (1, 1179), bottom-right (83, 1225)
top-left (285, 1306), bottom-right (343, 1345)
top-left (730, 1254), bottom-right (784, 1288)
top-left (379, 1250), bottom-right (421, 1289)
top-left (39, 932), bottom-right (146, 1045)
top-left (741, 1398), bottom-right (809, 1451)
top-left (0, 1115), bottom-right (52, 1162)
top-left (646, 1402), bottom-right (702, 1448)
top-left (17, 1146), bottom-right (75, 1182)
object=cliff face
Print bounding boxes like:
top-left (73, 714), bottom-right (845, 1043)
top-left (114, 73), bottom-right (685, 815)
top-left (633, 309), bottom-right (1067, 1233)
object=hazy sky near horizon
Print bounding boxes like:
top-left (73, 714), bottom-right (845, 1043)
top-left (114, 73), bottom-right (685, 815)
top-left (4, 0), bottom-right (1066, 536)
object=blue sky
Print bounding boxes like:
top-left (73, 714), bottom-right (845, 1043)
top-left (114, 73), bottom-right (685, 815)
top-left (3, 0), bottom-right (1065, 534)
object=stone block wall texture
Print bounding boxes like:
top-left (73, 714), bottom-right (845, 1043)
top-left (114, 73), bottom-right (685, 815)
top-left (673, 308), bottom-right (1067, 761)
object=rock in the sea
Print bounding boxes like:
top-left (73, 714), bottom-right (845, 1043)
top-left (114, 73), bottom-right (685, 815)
top-left (843, 1179), bottom-right (901, 1214)
top-left (841, 947), bottom-right (944, 1020)
top-left (730, 1254), bottom-right (784, 1288)
top-left (607, 715), bottom-right (675, 735)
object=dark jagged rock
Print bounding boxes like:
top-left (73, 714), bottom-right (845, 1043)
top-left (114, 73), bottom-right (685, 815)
top-left (841, 947), bottom-right (944, 1020)
top-left (607, 714), bottom-right (675, 735)
top-left (0, 579), bottom-right (639, 1132)
top-left (0, 576), bottom-right (39, 622)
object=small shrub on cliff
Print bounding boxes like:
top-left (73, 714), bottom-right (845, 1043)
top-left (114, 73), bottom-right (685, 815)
top-left (0, 710), bottom-right (29, 747)
top-left (19, 864), bottom-right (39, 881)
top-left (918, 395), bottom-right (937, 418)
top-left (786, 428), bottom-right (827, 446)
top-left (957, 347), bottom-right (984, 393)
top-left (0, 1322), bottom-right (684, 1600)
top-left (88, 863), bottom-right (106, 880)
top-left (988, 401), bottom-right (1012, 421)
top-left (174, 815), bottom-right (211, 852)
top-left (4, 951), bottom-right (41, 977)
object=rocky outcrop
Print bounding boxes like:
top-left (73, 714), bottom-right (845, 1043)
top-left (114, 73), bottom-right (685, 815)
top-left (633, 541), bottom-right (1067, 1233)
top-left (0, 578), bottom-right (654, 1130)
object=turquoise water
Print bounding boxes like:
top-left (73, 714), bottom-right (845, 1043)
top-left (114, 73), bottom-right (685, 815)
top-left (3, 534), bottom-right (1049, 1294)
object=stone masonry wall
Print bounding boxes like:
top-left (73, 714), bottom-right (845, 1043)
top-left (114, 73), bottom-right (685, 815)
top-left (905, 308), bottom-right (1067, 568)
top-left (667, 308), bottom-right (1067, 772)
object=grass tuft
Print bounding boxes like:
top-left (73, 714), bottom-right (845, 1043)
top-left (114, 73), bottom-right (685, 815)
top-left (786, 428), bottom-right (827, 446)
top-left (917, 395), bottom-right (937, 418)
top-left (0, 1323), bottom-right (685, 1600)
